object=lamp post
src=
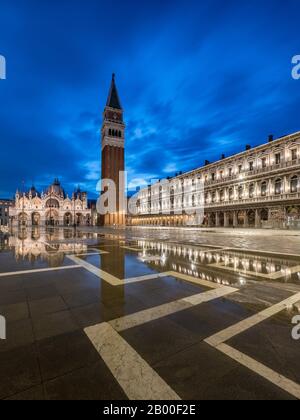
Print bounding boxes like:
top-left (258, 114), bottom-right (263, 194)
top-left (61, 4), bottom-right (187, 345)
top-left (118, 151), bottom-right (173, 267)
top-left (21, 180), bottom-right (25, 229)
top-left (49, 187), bottom-right (52, 228)
top-left (73, 192), bottom-right (77, 235)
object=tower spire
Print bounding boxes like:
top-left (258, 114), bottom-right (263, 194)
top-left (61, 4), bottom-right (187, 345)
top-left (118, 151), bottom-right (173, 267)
top-left (106, 73), bottom-right (122, 110)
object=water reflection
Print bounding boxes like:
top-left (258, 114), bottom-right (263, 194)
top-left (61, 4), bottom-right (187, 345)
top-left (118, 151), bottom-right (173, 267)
top-left (136, 240), bottom-right (300, 284)
top-left (1, 228), bottom-right (300, 286)
top-left (0, 228), bottom-right (126, 312)
top-left (0, 227), bottom-right (98, 267)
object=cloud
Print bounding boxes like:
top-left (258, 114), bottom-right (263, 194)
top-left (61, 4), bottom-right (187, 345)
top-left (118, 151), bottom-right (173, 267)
top-left (0, 0), bottom-right (299, 197)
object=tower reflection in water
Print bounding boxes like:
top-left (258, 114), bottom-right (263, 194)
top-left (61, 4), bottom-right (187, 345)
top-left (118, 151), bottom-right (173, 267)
top-left (100, 246), bottom-right (125, 318)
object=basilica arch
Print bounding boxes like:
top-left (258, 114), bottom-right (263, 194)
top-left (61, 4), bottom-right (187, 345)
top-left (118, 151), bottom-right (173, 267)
top-left (64, 212), bottom-right (73, 226)
top-left (46, 209), bottom-right (59, 226)
top-left (76, 213), bottom-right (83, 226)
top-left (32, 212), bottom-right (41, 226)
top-left (18, 212), bottom-right (28, 227)
top-left (46, 198), bottom-right (60, 209)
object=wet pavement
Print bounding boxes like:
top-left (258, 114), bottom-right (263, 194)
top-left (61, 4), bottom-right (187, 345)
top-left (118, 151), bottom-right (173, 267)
top-left (0, 227), bottom-right (300, 400)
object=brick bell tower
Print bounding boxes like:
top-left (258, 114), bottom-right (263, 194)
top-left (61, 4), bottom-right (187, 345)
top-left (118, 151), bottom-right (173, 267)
top-left (101, 74), bottom-right (126, 226)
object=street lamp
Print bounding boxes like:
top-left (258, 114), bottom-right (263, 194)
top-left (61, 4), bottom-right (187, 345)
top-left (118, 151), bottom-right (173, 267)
top-left (73, 191), bottom-right (77, 235)
top-left (21, 180), bottom-right (25, 229)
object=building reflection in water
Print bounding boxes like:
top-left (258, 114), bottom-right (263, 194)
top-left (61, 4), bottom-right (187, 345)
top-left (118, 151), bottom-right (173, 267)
top-left (7, 227), bottom-right (92, 267)
top-left (137, 240), bottom-right (300, 285)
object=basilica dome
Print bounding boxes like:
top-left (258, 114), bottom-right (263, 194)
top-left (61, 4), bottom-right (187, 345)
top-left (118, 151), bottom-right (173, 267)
top-left (26, 185), bottom-right (40, 198)
top-left (45, 179), bottom-right (66, 198)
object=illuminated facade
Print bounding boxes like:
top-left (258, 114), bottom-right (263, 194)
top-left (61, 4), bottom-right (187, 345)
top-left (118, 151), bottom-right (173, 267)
top-left (10, 179), bottom-right (92, 227)
top-left (130, 132), bottom-right (300, 229)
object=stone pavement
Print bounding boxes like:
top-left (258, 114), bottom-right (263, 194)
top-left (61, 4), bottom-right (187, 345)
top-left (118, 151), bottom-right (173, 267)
top-left (0, 228), bottom-right (300, 400)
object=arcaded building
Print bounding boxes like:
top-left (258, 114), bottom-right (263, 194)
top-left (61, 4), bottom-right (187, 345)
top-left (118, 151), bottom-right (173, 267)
top-left (10, 179), bottom-right (92, 227)
top-left (129, 131), bottom-right (300, 229)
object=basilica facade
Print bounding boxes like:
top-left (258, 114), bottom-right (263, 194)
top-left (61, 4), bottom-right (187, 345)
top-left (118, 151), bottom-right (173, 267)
top-left (10, 179), bottom-right (92, 227)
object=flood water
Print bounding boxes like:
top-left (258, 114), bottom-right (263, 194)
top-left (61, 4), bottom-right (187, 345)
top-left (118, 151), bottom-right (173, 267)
top-left (1, 227), bottom-right (300, 286)
top-left (1, 227), bottom-right (300, 400)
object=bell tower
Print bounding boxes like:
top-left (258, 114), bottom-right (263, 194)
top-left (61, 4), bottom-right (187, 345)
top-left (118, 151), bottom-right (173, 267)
top-left (101, 74), bottom-right (125, 226)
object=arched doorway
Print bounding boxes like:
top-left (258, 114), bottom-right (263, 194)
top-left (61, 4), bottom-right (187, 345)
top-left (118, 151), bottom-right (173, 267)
top-left (227, 212), bottom-right (234, 227)
top-left (64, 212), bottom-right (72, 226)
top-left (248, 210), bottom-right (256, 227)
top-left (46, 209), bottom-right (59, 226)
top-left (260, 208), bottom-right (269, 222)
top-left (210, 213), bottom-right (216, 227)
top-left (237, 210), bottom-right (244, 226)
top-left (76, 213), bottom-right (83, 226)
top-left (32, 212), bottom-right (41, 226)
top-left (18, 213), bottom-right (28, 227)
top-left (219, 212), bottom-right (225, 227)
top-left (286, 206), bottom-right (300, 219)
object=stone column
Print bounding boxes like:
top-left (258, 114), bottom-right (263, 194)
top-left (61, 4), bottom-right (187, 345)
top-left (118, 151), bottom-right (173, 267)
top-left (224, 212), bottom-right (229, 227)
top-left (216, 212), bottom-right (220, 227)
top-left (269, 178), bottom-right (273, 196)
top-left (244, 211), bottom-right (249, 228)
top-left (255, 209), bottom-right (261, 228)
top-left (233, 211), bottom-right (238, 228)
top-left (207, 213), bottom-right (212, 227)
top-left (284, 176), bottom-right (289, 194)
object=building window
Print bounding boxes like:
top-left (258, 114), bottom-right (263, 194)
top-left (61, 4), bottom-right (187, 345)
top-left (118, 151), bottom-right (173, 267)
top-left (249, 162), bottom-right (254, 171)
top-left (275, 153), bottom-right (281, 165)
top-left (261, 157), bottom-right (267, 168)
top-left (238, 165), bottom-right (242, 173)
top-left (211, 173), bottom-right (215, 181)
top-left (292, 149), bottom-right (297, 161)
top-left (261, 182), bottom-right (267, 197)
top-left (249, 184), bottom-right (255, 198)
top-left (291, 176), bottom-right (298, 193)
top-left (211, 192), bottom-right (216, 203)
top-left (219, 171), bottom-right (223, 179)
top-left (229, 188), bottom-right (234, 200)
top-left (238, 186), bottom-right (243, 199)
top-left (229, 168), bottom-right (232, 177)
top-left (275, 178), bottom-right (282, 195)
top-left (220, 189), bottom-right (225, 201)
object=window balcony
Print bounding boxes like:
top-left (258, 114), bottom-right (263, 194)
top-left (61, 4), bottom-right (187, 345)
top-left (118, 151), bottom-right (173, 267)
top-left (203, 192), bottom-right (300, 208)
top-left (203, 158), bottom-right (300, 187)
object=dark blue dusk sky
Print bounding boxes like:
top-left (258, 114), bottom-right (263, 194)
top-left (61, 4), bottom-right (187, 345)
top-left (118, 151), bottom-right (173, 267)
top-left (0, 0), bottom-right (299, 198)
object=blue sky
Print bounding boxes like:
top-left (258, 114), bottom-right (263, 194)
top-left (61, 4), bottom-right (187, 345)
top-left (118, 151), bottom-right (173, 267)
top-left (0, 0), bottom-right (299, 198)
